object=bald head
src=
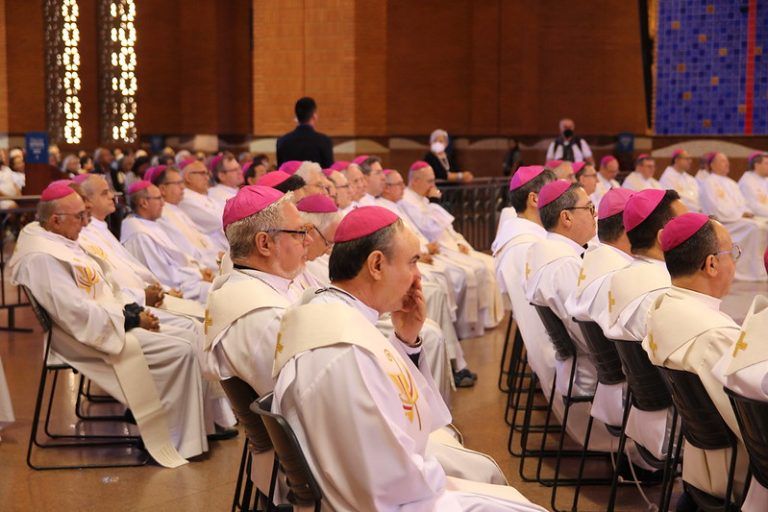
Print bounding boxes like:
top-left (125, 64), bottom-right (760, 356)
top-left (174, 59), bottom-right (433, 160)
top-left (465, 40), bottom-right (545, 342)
top-left (39, 192), bottom-right (88, 240)
top-left (408, 165), bottom-right (436, 197)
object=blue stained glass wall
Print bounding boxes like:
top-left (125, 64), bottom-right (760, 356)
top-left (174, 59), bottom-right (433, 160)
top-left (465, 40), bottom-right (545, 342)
top-left (655, 1), bottom-right (768, 135)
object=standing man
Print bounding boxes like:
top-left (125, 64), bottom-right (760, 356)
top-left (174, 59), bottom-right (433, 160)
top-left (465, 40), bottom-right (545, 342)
top-left (276, 97), bottom-right (334, 168)
top-left (545, 118), bottom-right (593, 163)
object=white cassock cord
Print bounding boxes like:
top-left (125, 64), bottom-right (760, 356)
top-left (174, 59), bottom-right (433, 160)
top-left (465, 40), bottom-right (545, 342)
top-left (609, 446), bottom-right (659, 511)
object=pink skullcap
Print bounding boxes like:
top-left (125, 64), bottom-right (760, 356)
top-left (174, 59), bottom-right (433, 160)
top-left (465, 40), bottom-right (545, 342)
top-left (241, 161), bottom-right (254, 177)
top-left (410, 160), bottom-right (430, 172)
top-left (383, 169), bottom-right (396, 176)
top-left (297, 194), bottom-right (338, 214)
top-left (748, 151), bottom-right (765, 165)
top-left (704, 151), bottom-right (717, 165)
top-left (178, 157), bottom-right (198, 171)
top-left (572, 161), bottom-right (586, 174)
top-left (622, 189), bottom-right (666, 232)
top-left (40, 183), bottom-right (76, 202)
top-left (209, 154), bottom-right (224, 173)
top-left (256, 170), bottom-right (291, 188)
top-left (672, 149), bottom-right (687, 158)
top-left (222, 186), bottom-right (284, 229)
top-left (278, 160), bottom-right (302, 175)
top-left (537, 179), bottom-right (572, 208)
top-left (72, 174), bottom-right (91, 184)
top-left (321, 168), bottom-right (334, 177)
top-left (764, 247), bottom-right (768, 276)
top-left (50, 179), bottom-right (74, 187)
top-left (144, 165), bottom-right (167, 184)
top-left (509, 165), bottom-right (545, 191)
top-left (126, 180), bottom-right (152, 195)
top-left (636, 153), bottom-right (651, 161)
top-left (352, 155), bottom-right (369, 166)
top-left (600, 155), bottom-right (617, 167)
top-left (330, 161), bottom-right (350, 171)
top-left (545, 159), bottom-right (563, 168)
top-left (660, 213), bottom-right (710, 252)
top-left (598, 188), bottom-right (634, 220)
top-left (334, 206), bottom-right (399, 243)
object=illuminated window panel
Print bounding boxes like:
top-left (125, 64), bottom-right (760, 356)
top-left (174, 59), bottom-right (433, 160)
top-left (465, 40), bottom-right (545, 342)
top-left (44, 0), bottom-right (83, 145)
top-left (99, 0), bottom-right (138, 144)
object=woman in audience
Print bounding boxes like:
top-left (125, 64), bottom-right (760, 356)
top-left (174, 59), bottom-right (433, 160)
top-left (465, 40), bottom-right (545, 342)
top-left (424, 128), bottom-right (474, 183)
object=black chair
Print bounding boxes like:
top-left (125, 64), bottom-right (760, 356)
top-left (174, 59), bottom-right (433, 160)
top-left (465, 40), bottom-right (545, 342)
top-left (659, 368), bottom-right (739, 512)
top-left (607, 340), bottom-right (678, 512)
top-left (725, 387), bottom-right (768, 495)
top-left (531, 305), bottom-right (612, 510)
top-left (23, 286), bottom-right (148, 470)
top-left (221, 377), bottom-right (276, 512)
top-left (251, 393), bottom-right (322, 512)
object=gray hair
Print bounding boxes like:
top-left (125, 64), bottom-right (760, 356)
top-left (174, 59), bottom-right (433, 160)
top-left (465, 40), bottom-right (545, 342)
top-left (299, 210), bottom-right (341, 234)
top-left (226, 192), bottom-right (294, 260)
top-left (295, 161), bottom-right (322, 182)
top-left (37, 199), bottom-right (58, 226)
top-left (429, 129), bottom-right (448, 144)
top-left (128, 187), bottom-right (149, 211)
top-left (78, 174), bottom-right (106, 199)
top-left (174, 150), bottom-right (192, 165)
top-left (358, 156), bottom-right (382, 176)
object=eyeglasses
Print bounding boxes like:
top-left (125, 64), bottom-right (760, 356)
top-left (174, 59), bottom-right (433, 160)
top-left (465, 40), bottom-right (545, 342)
top-left (187, 170), bottom-right (208, 177)
top-left (335, 184), bottom-right (350, 189)
top-left (700, 244), bottom-right (742, 269)
top-left (580, 173), bottom-right (598, 179)
top-left (311, 225), bottom-right (333, 248)
top-left (566, 203), bottom-right (596, 216)
top-left (163, 180), bottom-right (184, 186)
top-left (268, 227), bottom-right (309, 241)
top-left (54, 211), bottom-right (89, 221)
top-left (146, 195), bottom-right (164, 201)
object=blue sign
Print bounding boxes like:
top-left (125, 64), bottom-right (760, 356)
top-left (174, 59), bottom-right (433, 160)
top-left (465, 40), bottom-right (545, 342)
top-left (149, 135), bottom-right (165, 154)
top-left (25, 132), bottom-right (49, 164)
top-left (616, 132), bottom-right (635, 153)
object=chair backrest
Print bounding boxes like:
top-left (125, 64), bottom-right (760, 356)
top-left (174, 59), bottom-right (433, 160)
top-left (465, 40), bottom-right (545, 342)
top-left (532, 304), bottom-right (575, 360)
top-left (220, 377), bottom-right (272, 453)
top-left (658, 367), bottom-right (735, 450)
top-left (575, 319), bottom-right (625, 385)
top-left (612, 340), bottom-right (672, 411)
top-left (22, 285), bottom-right (52, 333)
top-left (725, 387), bottom-right (768, 489)
top-left (251, 393), bottom-right (322, 506)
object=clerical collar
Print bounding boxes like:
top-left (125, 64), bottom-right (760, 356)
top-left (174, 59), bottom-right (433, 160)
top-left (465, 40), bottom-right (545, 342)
top-left (547, 232), bottom-right (586, 255)
top-left (90, 216), bottom-right (108, 230)
top-left (671, 285), bottom-right (722, 312)
top-left (314, 285), bottom-right (380, 325)
top-left (633, 254), bottom-right (665, 267)
top-left (233, 263), bottom-right (293, 297)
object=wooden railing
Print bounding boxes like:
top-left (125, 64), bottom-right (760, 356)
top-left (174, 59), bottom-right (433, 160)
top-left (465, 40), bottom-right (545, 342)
top-left (436, 177), bottom-right (508, 252)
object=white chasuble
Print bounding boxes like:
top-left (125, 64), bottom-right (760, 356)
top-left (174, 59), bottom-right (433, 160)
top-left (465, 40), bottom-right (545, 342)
top-left (646, 287), bottom-right (749, 500)
top-left (273, 298), bottom-right (545, 511)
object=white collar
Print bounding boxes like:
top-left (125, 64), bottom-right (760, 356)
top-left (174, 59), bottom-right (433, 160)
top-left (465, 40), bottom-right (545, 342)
top-left (633, 254), bottom-right (665, 267)
top-left (547, 231), bottom-right (586, 255)
top-left (89, 217), bottom-right (109, 230)
top-left (236, 267), bottom-right (293, 298)
top-left (671, 285), bottom-right (722, 311)
top-left (321, 285), bottom-right (380, 325)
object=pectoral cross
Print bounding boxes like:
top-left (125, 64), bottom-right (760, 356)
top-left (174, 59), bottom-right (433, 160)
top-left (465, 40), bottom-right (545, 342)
top-left (648, 333), bottom-right (658, 357)
top-left (577, 269), bottom-right (587, 286)
top-left (275, 332), bottom-right (284, 354)
top-left (608, 291), bottom-right (616, 313)
top-left (204, 309), bottom-right (212, 335)
top-left (525, 262), bottom-right (532, 279)
top-left (733, 331), bottom-right (748, 357)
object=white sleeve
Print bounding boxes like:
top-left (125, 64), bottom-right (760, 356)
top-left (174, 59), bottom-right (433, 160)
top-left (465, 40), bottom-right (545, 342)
top-left (287, 346), bottom-right (453, 511)
top-left (16, 253), bottom-right (126, 354)
top-left (700, 181), bottom-right (742, 222)
top-left (400, 201), bottom-right (446, 243)
top-left (180, 201), bottom-right (223, 235)
top-left (546, 142), bottom-right (555, 161)
top-left (739, 177), bottom-right (768, 217)
top-left (580, 139), bottom-right (593, 159)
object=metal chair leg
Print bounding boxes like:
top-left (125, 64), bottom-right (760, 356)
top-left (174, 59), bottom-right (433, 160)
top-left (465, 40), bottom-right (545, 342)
top-left (498, 314), bottom-right (514, 392)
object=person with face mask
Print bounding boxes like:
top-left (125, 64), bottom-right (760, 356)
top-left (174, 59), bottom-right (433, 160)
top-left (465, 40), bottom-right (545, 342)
top-left (545, 118), bottom-right (594, 164)
top-left (424, 129), bottom-right (474, 182)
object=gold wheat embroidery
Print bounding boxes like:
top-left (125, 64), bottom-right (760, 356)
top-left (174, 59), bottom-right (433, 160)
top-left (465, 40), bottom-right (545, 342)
top-left (385, 349), bottom-right (421, 430)
top-left (74, 266), bottom-right (99, 298)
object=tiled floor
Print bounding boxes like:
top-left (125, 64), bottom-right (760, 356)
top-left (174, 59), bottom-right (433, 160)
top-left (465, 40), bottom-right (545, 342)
top-left (0, 281), bottom-right (764, 511)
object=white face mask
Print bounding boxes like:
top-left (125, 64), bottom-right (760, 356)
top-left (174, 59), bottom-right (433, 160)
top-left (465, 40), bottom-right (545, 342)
top-left (431, 142), bottom-right (446, 154)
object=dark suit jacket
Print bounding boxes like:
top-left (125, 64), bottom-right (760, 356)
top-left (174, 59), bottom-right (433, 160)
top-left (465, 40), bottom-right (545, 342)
top-left (276, 124), bottom-right (334, 168)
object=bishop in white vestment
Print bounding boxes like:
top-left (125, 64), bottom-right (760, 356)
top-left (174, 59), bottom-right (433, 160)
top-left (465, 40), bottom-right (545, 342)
top-left (590, 155), bottom-right (622, 208)
top-left (659, 149), bottom-right (701, 212)
top-left (737, 152), bottom-right (768, 218)
top-left (177, 159), bottom-right (228, 252)
top-left (622, 154), bottom-right (662, 192)
top-left (646, 214), bottom-right (749, 501)
top-left (699, 152), bottom-right (768, 281)
top-left (273, 206), bottom-right (546, 511)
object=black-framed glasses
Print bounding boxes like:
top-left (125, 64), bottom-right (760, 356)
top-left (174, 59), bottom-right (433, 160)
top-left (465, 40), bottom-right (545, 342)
top-left (146, 195), bottom-right (164, 201)
top-left (163, 179), bottom-right (184, 186)
top-left (268, 227), bottom-right (309, 241)
top-left (566, 203), bottom-right (596, 216)
top-left (311, 225), bottom-right (333, 248)
top-left (700, 244), bottom-right (742, 269)
top-left (54, 211), bottom-right (89, 221)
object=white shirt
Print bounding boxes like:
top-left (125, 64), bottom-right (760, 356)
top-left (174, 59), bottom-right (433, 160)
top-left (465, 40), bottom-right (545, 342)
top-left (159, 203), bottom-right (220, 270)
top-left (545, 138), bottom-right (593, 163)
top-left (660, 166), bottom-right (701, 212)
top-left (738, 171), bottom-right (768, 217)
top-left (208, 184), bottom-right (238, 206)
top-left (622, 171), bottom-right (663, 192)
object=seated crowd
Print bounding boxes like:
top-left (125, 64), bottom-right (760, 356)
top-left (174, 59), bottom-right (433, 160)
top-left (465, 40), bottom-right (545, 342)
top-left (1, 128), bottom-right (768, 511)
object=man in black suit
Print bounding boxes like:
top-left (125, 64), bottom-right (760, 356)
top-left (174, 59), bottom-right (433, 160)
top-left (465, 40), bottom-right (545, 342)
top-left (276, 97), bottom-right (334, 168)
